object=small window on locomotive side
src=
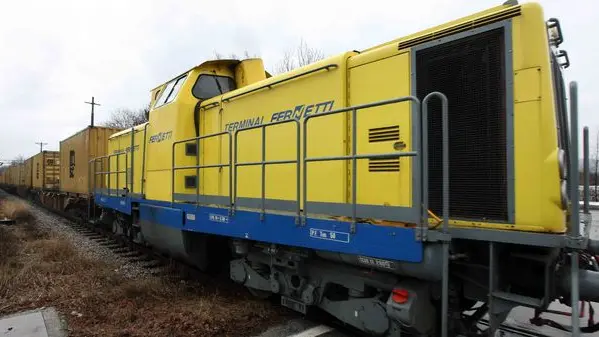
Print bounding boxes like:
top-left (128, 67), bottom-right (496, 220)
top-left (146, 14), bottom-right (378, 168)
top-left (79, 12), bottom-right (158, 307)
top-left (153, 74), bottom-right (188, 109)
top-left (192, 75), bottom-right (236, 100)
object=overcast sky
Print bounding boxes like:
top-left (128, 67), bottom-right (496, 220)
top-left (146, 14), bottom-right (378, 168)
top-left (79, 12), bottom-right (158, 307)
top-left (0, 0), bottom-right (596, 161)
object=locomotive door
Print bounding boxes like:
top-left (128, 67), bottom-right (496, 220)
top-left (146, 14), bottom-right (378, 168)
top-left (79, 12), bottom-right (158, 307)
top-left (197, 105), bottom-right (224, 201)
top-left (348, 52), bottom-right (413, 210)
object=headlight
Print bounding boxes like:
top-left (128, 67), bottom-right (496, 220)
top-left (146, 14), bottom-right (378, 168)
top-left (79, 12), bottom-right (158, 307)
top-left (558, 149), bottom-right (567, 180)
top-left (561, 180), bottom-right (569, 210)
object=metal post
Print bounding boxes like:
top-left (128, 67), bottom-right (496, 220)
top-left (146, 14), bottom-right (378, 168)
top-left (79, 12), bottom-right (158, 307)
top-left (196, 137), bottom-right (200, 206)
top-left (124, 151), bottom-right (128, 196)
top-left (35, 142), bottom-right (47, 153)
top-left (441, 93), bottom-right (449, 337)
top-left (130, 127), bottom-right (135, 194)
top-left (107, 156), bottom-right (111, 196)
top-left (87, 160), bottom-right (92, 220)
top-left (85, 97), bottom-right (100, 127)
top-left (423, 92), bottom-right (450, 337)
top-left (261, 126), bottom-right (266, 220)
top-left (171, 143), bottom-right (175, 204)
top-left (141, 123), bottom-right (149, 197)
top-left (302, 116), bottom-right (308, 225)
top-left (351, 108), bottom-right (357, 234)
top-left (233, 131), bottom-right (239, 214)
top-left (421, 97), bottom-right (429, 240)
top-left (228, 133), bottom-right (233, 213)
top-left (488, 242), bottom-right (499, 335)
top-left (296, 121), bottom-right (301, 224)
top-left (583, 127), bottom-right (590, 214)
top-left (117, 152), bottom-right (120, 194)
top-left (569, 81), bottom-right (580, 337)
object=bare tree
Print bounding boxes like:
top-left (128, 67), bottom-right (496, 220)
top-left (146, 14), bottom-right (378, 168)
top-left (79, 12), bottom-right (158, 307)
top-left (274, 39), bottom-right (325, 74)
top-left (296, 38), bottom-right (325, 67)
top-left (275, 50), bottom-right (296, 74)
top-left (12, 155), bottom-right (24, 164)
top-left (101, 105), bottom-right (150, 129)
top-left (214, 50), bottom-right (256, 60)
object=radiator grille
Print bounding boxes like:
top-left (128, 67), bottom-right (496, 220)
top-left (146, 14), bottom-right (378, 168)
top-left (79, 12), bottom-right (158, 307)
top-left (369, 159), bottom-right (400, 172)
top-left (369, 125), bottom-right (400, 143)
top-left (416, 28), bottom-right (508, 221)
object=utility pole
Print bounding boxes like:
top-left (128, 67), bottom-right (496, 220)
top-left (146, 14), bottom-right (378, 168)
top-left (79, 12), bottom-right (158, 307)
top-left (35, 142), bottom-right (48, 153)
top-left (84, 96), bottom-right (101, 127)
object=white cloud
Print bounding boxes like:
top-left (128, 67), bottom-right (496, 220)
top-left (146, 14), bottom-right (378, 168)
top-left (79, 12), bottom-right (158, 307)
top-left (0, 0), bottom-right (596, 160)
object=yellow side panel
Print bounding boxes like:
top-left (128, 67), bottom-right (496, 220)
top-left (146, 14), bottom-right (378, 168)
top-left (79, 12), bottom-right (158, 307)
top-left (349, 52), bottom-right (412, 207)
top-left (216, 60), bottom-right (347, 206)
top-left (511, 3), bottom-right (564, 232)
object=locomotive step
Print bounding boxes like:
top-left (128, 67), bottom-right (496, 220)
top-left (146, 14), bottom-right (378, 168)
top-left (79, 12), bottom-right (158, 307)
top-left (492, 291), bottom-right (543, 308)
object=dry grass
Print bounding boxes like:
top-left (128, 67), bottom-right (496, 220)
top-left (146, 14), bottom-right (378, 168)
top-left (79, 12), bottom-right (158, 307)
top-left (0, 215), bottom-right (287, 336)
top-left (0, 199), bottom-right (35, 223)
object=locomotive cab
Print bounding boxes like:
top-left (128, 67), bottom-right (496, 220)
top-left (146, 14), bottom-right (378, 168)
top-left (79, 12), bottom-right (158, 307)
top-left (103, 59), bottom-right (270, 268)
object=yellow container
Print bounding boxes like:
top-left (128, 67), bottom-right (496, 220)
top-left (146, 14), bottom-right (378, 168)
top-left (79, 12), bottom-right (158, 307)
top-left (20, 160), bottom-right (32, 188)
top-left (60, 126), bottom-right (121, 195)
top-left (32, 151), bottom-right (60, 190)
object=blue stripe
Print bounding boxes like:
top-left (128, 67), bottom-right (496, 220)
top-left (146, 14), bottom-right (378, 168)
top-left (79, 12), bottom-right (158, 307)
top-left (94, 193), bottom-right (423, 263)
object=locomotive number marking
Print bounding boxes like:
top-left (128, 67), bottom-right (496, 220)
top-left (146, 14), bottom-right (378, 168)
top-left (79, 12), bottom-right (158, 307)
top-left (309, 228), bottom-right (350, 243)
top-left (357, 256), bottom-right (395, 270)
top-left (209, 213), bottom-right (229, 223)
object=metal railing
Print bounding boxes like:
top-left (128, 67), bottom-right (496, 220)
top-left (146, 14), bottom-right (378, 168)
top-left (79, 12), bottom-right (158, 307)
top-left (233, 118), bottom-right (301, 221)
top-left (89, 151), bottom-right (129, 197)
top-left (171, 131), bottom-right (233, 208)
top-left (422, 91), bottom-right (449, 337)
top-left (165, 95), bottom-right (435, 233)
top-left (303, 96), bottom-right (421, 233)
top-left (88, 126), bottom-right (147, 201)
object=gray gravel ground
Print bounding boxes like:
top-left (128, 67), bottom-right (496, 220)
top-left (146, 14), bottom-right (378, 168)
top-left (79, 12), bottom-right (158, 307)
top-left (27, 204), bottom-right (153, 279)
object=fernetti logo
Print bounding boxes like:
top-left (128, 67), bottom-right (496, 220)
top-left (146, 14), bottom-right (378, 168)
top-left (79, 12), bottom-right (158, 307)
top-left (224, 100), bottom-right (335, 132)
top-left (149, 131), bottom-right (173, 143)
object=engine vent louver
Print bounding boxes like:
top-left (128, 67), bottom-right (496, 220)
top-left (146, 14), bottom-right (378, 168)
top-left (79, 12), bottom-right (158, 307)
top-left (369, 159), bottom-right (400, 172)
top-left (369, 125), bottom-right (399, 143)
top-left (398, 6), bottom-right (520, 50)
top-left (417, 28), bottom-right (508, 222)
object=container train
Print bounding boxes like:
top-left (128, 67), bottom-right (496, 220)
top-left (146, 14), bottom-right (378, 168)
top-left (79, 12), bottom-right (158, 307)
top-left (2, 1), bottom-right (599, 336)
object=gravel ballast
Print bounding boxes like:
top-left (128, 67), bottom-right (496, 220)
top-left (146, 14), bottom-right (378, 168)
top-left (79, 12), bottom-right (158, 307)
top-left (30, 206), bottom-right (151, 279)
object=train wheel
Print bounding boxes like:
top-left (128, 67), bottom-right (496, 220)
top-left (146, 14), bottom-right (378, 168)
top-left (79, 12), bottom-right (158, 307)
top-left (112, 218), bottom-right (123, 235)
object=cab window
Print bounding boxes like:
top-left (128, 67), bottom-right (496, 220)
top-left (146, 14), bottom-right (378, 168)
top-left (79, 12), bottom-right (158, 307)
top-left (154, 74), bottom-right (188, 109)
top-left (192, 75), bottom-right (236, 100)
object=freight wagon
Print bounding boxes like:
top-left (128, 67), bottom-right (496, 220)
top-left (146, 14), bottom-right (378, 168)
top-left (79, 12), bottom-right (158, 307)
top-left (59, 126), bottom-right (120, 216)
top-left (31, 151), bottom-right (61, 208)
top-left (91, 2), bottom-right (599, 336)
